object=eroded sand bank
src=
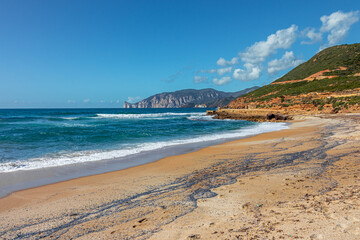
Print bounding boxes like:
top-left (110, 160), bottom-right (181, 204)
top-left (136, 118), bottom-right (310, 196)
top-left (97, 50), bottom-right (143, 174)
top-left (0, 115), bottom-right (360, 239)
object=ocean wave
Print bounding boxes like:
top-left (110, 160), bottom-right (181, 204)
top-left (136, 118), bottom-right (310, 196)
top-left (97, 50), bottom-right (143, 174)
top-left (0, 122), bottom-right (288, 173)
top-left (186, 115), bottom-right (236, 121)
top-left (57, 123), bottom-right (94, 128)
top-left (94, 112), bottom-right (204, 119)
top-left (187, 115), bottom-right (214, 121)
top-left (60, 117), bottom-right (82, 120)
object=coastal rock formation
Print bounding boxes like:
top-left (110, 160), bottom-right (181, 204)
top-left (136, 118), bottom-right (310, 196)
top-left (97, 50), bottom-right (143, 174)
top-left (266, 113), bottom-right (289, 120)
top-left (124, 87), bottom-right (259, 108)
top-left (209, 109), bottom-right (292, 122)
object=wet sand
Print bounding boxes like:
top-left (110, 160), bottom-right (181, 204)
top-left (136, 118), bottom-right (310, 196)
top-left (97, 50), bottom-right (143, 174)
top-left (0, 115), bottom-right (360, 239)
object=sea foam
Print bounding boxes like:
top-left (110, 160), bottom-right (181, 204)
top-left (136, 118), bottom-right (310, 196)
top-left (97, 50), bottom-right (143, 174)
top-left (95, 112), bottom-right (203, 119)
top-left (0, 122), bottom-right (288, 173)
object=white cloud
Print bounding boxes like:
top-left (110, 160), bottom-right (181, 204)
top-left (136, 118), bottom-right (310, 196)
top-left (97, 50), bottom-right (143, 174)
top-left (216, 57), bottom-right (226, 66)
top-left (301, 11), bottom-right (359, 47)
top-left (162, 70), bottom-right (183, 83)
top-left (127, 96), bottom-right (142, 103)
top-left (213, 25), bottom-right (297, 84)
top-left (302, 28), bottom-right (322, 44)
top-left (267, 51), bottom-right (304, 75)
top-left (194, 76), bottom-right (208, 83)
top-left (217, 67), bottom-right (232, 76)
top-left (320, 10), bottom-right (359, 48)
top-left (83, 99), bottom-right (90, 103)
top-left (233, 63), bottom-right (262, 81)
top-left (230, 57), bottom-right (239, 65)
top-left (195, 12), bottom-right (359, 85)
top-left (212, 76), bottom-right (232, 85)
top-left (216, 57), bottom-right (239, 66)
top-left (198, 69), bottom-right (216, 73)
top-left (67, 100), bottom-right (76, 103)
top-left (240, 24), bottom-right (298, 64)
top-left (163, 66), bottom-right (193, 83)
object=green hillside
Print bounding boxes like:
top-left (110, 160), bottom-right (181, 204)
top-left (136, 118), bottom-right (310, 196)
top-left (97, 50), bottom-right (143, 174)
top-left (274, 43), bottom-right (360, 82)
top-left (245, 76), bottom-right (360, 102)
top-left (228, 43), bottom-right (360, 113)
top-left (244, 43), bottom-right (360, 101)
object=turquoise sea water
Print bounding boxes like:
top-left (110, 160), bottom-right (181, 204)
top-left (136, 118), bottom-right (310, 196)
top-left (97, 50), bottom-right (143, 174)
top-left (0, 108), bottom-right (288, 173)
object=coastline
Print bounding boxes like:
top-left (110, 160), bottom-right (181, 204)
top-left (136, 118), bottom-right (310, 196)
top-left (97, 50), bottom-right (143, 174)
top-left (0, 121), bottom-right (288, 199)
top-left (1, 114), bottom-right (360, 239)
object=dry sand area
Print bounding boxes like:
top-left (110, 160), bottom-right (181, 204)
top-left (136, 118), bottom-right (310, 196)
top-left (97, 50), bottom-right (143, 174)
top-left (0, 114), bottom-right (360, 239)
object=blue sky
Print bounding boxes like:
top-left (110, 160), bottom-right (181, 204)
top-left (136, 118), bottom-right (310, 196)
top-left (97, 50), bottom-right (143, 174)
top-left (1, 0), bottom-right (360, 108)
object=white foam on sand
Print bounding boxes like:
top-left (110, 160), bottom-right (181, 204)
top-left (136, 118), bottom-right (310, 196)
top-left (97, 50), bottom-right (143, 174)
top-left (0, 122), bottom-right (288, 173)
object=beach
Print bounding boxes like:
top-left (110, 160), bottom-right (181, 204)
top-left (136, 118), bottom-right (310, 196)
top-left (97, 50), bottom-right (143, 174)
top-left (1, 115), bottom-right (360, 239)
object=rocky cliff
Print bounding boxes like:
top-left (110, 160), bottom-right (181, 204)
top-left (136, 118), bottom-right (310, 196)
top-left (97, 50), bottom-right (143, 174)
top-left (124, 87), bottom-right (258, 108)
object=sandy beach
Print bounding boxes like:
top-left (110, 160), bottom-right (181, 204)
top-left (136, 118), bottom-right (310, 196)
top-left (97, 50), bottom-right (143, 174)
top-left (1, 115), bottom-right (360, 239)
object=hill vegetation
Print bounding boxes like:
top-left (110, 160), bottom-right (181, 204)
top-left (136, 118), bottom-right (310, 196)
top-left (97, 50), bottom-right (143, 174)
top-left (275, 44), bottom-right (360, 82)
top-left (228, 43), bottom-right (360, 114)
top-left (246, 76), bottom-right (360, 102)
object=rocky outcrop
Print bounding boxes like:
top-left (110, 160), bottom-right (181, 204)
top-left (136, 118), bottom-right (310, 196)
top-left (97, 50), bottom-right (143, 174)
top-left (124, 87), bottom-right (259, 108)
top-left (266, 113), bottom-right (289, 120)
top-left (209, 109), bottom-right (292, 122)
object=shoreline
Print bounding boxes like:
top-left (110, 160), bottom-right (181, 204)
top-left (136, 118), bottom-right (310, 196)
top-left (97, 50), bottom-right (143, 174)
top-left (0, 121), bottom-right (288, 199)
top-left (207, 108), bottom-right (292, 122)
top-left (1, 114), bottom-right (360, 239)
top-left (0, 118), bottom-right (309, 210)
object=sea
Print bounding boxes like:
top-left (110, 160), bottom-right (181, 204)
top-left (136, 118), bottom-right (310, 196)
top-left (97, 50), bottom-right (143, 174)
top-left (0, 108), bottom-right (288, 197)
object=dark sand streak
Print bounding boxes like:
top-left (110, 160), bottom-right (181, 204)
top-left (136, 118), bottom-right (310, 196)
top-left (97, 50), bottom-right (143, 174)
top-left (0, 123), bottom-right (350, 239)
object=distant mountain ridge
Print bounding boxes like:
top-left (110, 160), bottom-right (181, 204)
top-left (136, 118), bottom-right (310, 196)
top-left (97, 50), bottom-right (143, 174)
top-left (123, 87), bottom-right (259, 108)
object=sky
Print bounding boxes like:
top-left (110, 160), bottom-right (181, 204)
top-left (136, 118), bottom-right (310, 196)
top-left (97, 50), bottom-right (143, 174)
top-left (1, 0), bottom-right (360, 108)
